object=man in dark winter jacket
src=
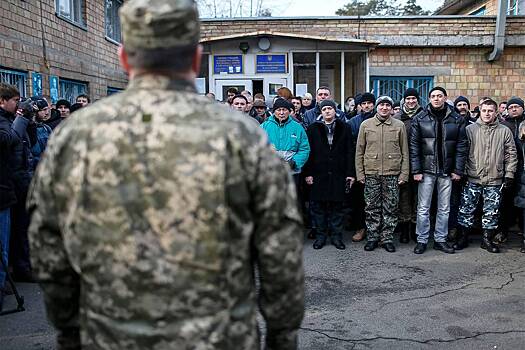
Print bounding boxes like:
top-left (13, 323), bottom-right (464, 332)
top-left (394, 88), bottom-right (422, 243)
top-left (499, 96), bottom-right (525, 244)
top-left (347, 92), bottom-right (376, 242)
top-left (454, 96), bottom-right (476, 125)
top-left (304, 99), bottom-right (356, 250)
top-left (302, 86), bottom-right (344, 129)
top-left (410, 87), bottom-right (468, 254)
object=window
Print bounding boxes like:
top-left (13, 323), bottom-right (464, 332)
top-left (371, 77), bottom-right (433, 106)
top-left (0, 68), bottom-right (27, 97)
top-left (56, 0), bottom-right (85, 27)
top-left (107, 87), bottom-right (123, 96)
top-left (59, 78), bottom-right (88, 103)
top-left (470, 6), bottom-right (486, 15)
top-left (105, 0), bottom-right (123, 43)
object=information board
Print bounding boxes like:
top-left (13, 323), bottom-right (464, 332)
top-left (214, 55), bottom-right (243, 74)
top-left (256, 55), bottom-right (287, 73)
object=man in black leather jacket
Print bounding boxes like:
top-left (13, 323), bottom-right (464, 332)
top-left (409, 86), bottom-right (468, 254)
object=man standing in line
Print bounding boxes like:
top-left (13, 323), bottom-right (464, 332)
top-left (302, 86), bottom-right (344, 129)
top-left (356, 96), bottom-right (409, 252)
top-left (410, 87), bottom-right (468, 254)
top-left (27, 1), bottom-right (304, 349)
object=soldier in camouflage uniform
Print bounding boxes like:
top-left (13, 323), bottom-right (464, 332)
top-left (356, 96), bottom-right (409, 253)
top-left (27, 1), bottom-right (304, 349)
top-left (457, 98), bottom-right (517, 253)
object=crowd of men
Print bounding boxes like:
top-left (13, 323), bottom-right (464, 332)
top-left (220, 84), bottom-right (525, 256)
top-left (0, 87), bottom-right (90, 309)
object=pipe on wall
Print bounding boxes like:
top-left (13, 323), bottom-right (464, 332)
top-left (487, 0), bottom-right (508, 62)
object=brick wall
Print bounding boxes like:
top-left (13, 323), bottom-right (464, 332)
top-left (0, 0), bottom-right (127, 101)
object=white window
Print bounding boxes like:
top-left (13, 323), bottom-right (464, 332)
top-left (105, 0), bottom-right (123, 43)
top-left (56, 0), bottom-right (85, 27)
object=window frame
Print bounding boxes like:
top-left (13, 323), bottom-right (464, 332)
top-left (105, 0), bottom-right (123, 44)
top-left (59, 78), bottom-right (88, 104)
top-left (107, 87), bottom-right (123, 96)
top-left (370, 76), bottom-right (434, 107)
top-left (470, 6), bottom-right (486, 15)
top-left (0, 67), bottom-right (28, 97)
top-left (55, 0), bottom-right (87, 30)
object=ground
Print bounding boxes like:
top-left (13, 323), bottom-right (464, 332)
top-left (1, 233), bottom-right (524, 350)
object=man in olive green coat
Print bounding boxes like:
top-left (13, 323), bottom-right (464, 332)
top-left (356, 96), bottom-right (410, 252)
top-left (27, 1), bottom-right (304, 349)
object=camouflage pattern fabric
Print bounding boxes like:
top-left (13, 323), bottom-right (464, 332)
top-left (458, 181), bottom-right (503, 230)
top-left (364, 175), bottom-right (399, 243)
top-left (27, 75), bottom-right (304, 350)
top-left (398, 181), bottom-right (417, 223)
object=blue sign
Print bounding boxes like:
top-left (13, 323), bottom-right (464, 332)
top-left (32, 72), bottom-right (42, 97)
top-left (214, 55), bottom-right (242, 74)
top-left (49, 75), bottom-right (59, 104)
top-left (256, 55), bottom-right (287, 73)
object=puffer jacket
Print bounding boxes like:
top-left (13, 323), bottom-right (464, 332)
top-left (261, 115), bottom-right (310, 173)
top-left (409, 104), bottom-right (468, 176)
top-left (465, 118), bottom-right (517, 185)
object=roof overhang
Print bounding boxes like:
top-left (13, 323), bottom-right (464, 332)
top-left (434, 0), bottom-right (479, 15)
top-left (200, 30), bottom-right (380, 46)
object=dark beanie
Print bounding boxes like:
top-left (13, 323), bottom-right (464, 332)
top-left (30, 96), bottom-right (49, 111)
top-left (272, 98), bottom-right (293, 112)
top-left (319, 99), bottom-right (337, 110)
top-left (354, 92), bottom-right (363, 105)
top-left (429, 86), bottom-right (447, 97)
top-left (403, 88), bottom-right (419, 100)
top-left (454, 96), bottom-right (470, 109)
top-left (360, 92), bottom-right (376, 105)
top-left (507, 96), bottom-right (524, 109)
top-left (393, 100), bottom-right (401, 108)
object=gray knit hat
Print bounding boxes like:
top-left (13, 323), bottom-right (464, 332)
top-left (375, 95), bottom-right (394, 108)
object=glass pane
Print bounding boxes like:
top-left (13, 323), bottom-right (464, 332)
top-left (58, 0), bottom-right (72, 18)
top-left (344, 53), bottom-right (366, 103)
top-left (199, 54), bottom-right (209, 93)
top-left (105, 0), bottom-right (122, 41)
top-left (319, 52), bottom-right (341, 104)
top-left (292, 52), bottom-right (315, 98)
top-left (413, 78), bottom-right (433, 106)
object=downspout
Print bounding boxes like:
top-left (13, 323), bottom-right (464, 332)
top-left (487, 0), bottom-right (508, 62)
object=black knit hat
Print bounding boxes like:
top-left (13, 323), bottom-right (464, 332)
top-left (403, 88), bottom-right (419, 100)
top-left (319, 99), bottom-right (337, 110)
top-left (393, 100), bottom-right (401, 108)
top-left (429, 86), bottom-right (447, 97)
top-left (360, 92), bottom-right (376, 105)
top-left (30, 96), bottom-right (49, 111)
top-left (55, 99), bottom-right (71, 109)
top-left (272, 98), bottom-right (293, 112)
top-left (454, 96), bottom-right (470, 109)
top-left (507, 96), bottom-right (524, 109)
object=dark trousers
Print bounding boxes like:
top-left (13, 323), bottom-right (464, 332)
top-left (348, 182), bottom-right (366, 230)
top-left (9, 188), bottom-right (31, 274)
top-left (310, 201), bottom-right (345, 241)
top-left (499, 182), bottom-right (521, 232)
top-left (448, 181), bottom-right (462, 230)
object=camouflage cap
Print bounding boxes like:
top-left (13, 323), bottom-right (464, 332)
top-left (119, 0), bottom-right (200, 51)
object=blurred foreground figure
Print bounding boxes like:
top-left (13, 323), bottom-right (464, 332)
top-left (27, 1), bottom-right (304, 349)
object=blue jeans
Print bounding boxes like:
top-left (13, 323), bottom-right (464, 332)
top-left (416, 174), bottom-right (452, 243)
top-left (0, 208), bottom-right (10, 289)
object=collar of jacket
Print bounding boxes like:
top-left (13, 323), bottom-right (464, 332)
top-left (476, 116), bottom-right (499, 128)
top-left (269, 115), bottom-right (291, 126)
top-left (127, 74), bottom-right (197, 93)
top-left (0, 107), bottom-right (14, 121)
top-left (374, 114), bottom-right (392, 125)
top-left (425, 103), bottom-right (454, 120)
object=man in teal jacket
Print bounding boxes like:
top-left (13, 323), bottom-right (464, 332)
top-left (262, 98), bottom-right (310, 194)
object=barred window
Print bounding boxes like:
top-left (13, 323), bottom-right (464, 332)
top-left (0, 68), bottom-right (27, 97)
top-left (56, 0), bottom-right (86, 27)
top-left (59, 78), bottom-right (88, 104)
top-left (105, 0), bottom-right (123, 43)
top-left (371, 77), bottom-right (433, 106)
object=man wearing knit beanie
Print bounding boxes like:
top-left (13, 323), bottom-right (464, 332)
top-left (499, 96), bottom-right (525, 245)
top-left (302, 86), bottom-right (345, 128)
top-left (347, 91), bottom-right (378, 242)
top-left (410, 86), bottom-right (468, 254)
top-left (356, 95), bottom-right (409, 253)
top-left (394, 88), bottom-right (423, 243)
top-left (454, 96), bottom-right (475, 124)
top-left (304, 98), bottom-right (355, 250)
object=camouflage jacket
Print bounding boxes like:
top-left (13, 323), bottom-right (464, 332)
top-left (28, 74), bottom-right (304, 350)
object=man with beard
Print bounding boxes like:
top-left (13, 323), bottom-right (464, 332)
top-left (454, 96), bottom-right (476, 124)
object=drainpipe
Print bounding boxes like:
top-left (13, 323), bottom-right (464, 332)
top-left (487, 0), bottom-right (508, 62)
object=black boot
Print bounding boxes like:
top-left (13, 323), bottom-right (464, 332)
top-left (520, 239), bottom-right (525, 253)
top-left (399, 223), bottom-right (410, 243)
top-left (410, 223), bottom-right (418, 243)
top-left (453, 227), bottom-right (469, 250)
top-left (481, 229), bottom-right (500, 253)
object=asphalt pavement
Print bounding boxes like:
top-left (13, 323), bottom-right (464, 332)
top-left (1, 232), bottom-right (524, 350)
